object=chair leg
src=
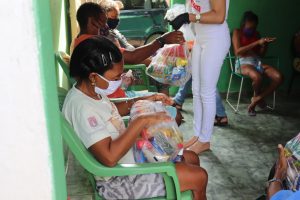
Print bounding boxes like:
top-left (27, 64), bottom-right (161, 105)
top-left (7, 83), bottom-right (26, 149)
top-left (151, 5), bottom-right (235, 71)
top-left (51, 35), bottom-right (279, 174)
top-left (226, 74), bottom-right (244, 113)
top-left (267, 91), bottom-right (276, 110)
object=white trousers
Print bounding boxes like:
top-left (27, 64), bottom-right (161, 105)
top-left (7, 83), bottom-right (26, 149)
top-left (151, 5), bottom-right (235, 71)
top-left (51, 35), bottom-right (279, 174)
top-left (191, 32), bottom-right (230, 142)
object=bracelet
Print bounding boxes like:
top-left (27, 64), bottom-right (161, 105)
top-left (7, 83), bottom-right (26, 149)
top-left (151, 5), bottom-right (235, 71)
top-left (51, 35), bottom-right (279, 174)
top-left (156, 37), bottom-right (165, 48)
top-left (268, 178), bottom-right (283, 187)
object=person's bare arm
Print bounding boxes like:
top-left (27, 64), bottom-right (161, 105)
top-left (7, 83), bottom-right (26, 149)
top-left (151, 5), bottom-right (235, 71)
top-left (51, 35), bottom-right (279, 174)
top-left (232, 29), bottom-right (261, 56)
top-left (88, 113), bottom-right (171, 167)
top-left (189, 0), bottom-right (226, 24)
top-left (123, 31), bottom-right (184, 64)
top-left (267, 144), bottom-right (287, 200)
top-left (115, 93), bottom-right (174, 116)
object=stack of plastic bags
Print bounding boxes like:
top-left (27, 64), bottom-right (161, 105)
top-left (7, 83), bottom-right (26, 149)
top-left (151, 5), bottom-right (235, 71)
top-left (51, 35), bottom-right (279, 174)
top-left (146, 4), bottom-right (195, 86)
top-left (130, 100), bottom-right (184, 163)
top-left (284, 133), bottom-right (300, 190)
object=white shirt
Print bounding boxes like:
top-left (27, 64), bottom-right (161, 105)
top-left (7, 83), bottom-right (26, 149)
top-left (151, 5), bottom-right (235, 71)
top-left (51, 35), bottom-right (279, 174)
top-left (186, 0), bottom-right (230, 37)
top-left (62, 85), bottom-right (135, 166)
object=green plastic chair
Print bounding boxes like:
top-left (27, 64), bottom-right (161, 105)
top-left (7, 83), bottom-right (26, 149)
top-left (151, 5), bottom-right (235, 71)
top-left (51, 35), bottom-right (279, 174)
top-left (124, 64), bottom-right (158, 92)
top-left (60, 114), bottom-right (193, 200)
top-left (226, 51), bottom-right (278, 112)
top-left (55, 51), bottom-right (76, 85)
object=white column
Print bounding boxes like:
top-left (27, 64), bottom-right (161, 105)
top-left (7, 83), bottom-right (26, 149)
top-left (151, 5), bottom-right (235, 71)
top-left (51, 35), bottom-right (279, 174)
top-left (0, 1), bottom-right (54, 199)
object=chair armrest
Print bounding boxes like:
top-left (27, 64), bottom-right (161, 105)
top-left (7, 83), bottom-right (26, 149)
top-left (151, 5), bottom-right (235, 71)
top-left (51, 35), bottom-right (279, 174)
top-left (109, 97), bottom-right (132, 103)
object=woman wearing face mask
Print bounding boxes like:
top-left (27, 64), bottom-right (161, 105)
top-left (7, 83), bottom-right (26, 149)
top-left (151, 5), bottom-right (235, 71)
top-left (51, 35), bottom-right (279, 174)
top-left (63, 36), bottom-right (208, 200)
top-left (169, 0), bottom-right (230, 154)
top-left (232, 11), bottom-right (283, 116)
top-left (100, 0), bottom-right (135, 50)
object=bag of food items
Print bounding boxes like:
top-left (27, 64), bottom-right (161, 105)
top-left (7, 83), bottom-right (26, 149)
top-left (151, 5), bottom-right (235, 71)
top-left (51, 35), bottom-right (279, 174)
top-left (130, 100), bottom-right (184, 163)
top-left (146, 44), bottom-right (192, 86)
top-left (284, 133), bottom-right (300, 191)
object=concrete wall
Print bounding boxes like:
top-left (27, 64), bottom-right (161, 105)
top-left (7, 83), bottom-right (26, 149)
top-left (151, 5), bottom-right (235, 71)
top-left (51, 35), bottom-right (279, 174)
top-left (0, 1), bottom-right (53, 199)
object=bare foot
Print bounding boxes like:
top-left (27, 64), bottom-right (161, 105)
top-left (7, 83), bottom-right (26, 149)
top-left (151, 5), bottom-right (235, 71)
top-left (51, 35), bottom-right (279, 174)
top-left (187, 141), bottom-right (210, 155)
top-left (183, 136), bottom-right (199, 149)
top-left (248, 96), bottom-right (261, 115)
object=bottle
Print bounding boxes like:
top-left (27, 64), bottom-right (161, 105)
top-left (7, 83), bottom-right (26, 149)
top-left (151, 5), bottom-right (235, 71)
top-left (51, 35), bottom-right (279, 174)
top-left (173, 144), bottom-right (184, 163)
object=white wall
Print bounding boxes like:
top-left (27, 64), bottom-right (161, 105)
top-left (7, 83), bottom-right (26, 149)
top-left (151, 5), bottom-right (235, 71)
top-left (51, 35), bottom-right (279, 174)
top-left (0, 1), bottom-right (53, 199)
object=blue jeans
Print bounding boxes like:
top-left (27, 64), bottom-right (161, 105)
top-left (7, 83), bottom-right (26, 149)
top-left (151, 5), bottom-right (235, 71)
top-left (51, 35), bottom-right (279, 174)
top-left (173, 78), bottom-right (227, 117)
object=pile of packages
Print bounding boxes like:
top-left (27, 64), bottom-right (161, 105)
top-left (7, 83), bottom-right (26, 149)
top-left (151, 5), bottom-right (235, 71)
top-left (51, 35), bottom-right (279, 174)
top-left (130, 100), bottom-right (184, 163)
top-left (284, 133), bottom-right (300, 190)
top-left (146, 44), bottom-right (192, 86)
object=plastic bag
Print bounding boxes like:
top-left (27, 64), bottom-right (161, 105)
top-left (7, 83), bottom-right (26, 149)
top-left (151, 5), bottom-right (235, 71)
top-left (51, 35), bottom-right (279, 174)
top-left (180, 24), bottom-right (195, 50)
top-left (284, 133), bottom-right (300, 190)
top-left (146, 44), bottom-right (192, 86)
top-left (130, 100), bottom-right (184, 163)
top-left (164, 4), bottom-right (186, 22)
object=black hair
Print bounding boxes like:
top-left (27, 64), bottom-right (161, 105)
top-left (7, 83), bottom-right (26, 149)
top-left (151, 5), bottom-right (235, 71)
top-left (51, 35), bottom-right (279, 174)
top-left (240, 11), bottom-right (259, 29)
top-left (70, 36), bottom-right (123, 80)
top-left (76, 2), bottom-right (105, 30)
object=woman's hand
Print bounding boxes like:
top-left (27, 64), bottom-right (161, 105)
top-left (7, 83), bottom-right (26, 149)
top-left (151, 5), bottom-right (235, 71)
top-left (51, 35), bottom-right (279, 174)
top-left (258, 37), bottom-right (276, 45)
top-left (169, 13), bottom-right (190, 31)
top-left (274, 144), bottom-right (287, 180)
top-left (161, 31), bottom-right (185, 45)
top-left (149, 93), bottom-right (174, 105)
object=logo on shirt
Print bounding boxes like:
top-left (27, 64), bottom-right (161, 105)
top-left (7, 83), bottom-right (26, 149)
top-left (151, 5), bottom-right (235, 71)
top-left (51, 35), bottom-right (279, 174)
top-left (88, 116), bottom-right (98, 127)
top-left (191, 0), bottom-right (201, 13)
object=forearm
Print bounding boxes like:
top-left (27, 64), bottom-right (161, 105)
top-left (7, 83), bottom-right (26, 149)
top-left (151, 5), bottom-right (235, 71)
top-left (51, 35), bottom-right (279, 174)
top-left (235, 41), bottom-right (260, 56)
top-left (188, 0), bottom-right (226, 24)
top-left (189, 11), bottom-right (225, 24)
top-left (267, 173), bottom-right (284, 200)
top-left (114, 95), bottom-right (156, 116)
top-left (123, 41), bottom-right (161, 64)
top-left (108, 117), bottom-right (147, 164)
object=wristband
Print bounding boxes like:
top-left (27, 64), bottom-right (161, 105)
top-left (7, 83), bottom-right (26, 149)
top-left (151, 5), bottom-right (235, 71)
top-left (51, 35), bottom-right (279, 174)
top-left (268, 178), bottom-right (283, 187)
top-left (156, 37), bottom-right (165, 48)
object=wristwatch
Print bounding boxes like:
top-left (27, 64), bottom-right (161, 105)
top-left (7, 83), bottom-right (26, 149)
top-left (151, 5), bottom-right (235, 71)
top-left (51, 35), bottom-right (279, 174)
top-left (195, 14), bottom-right (201, 23)
top-left (156, 36), bottom-right (166, 48)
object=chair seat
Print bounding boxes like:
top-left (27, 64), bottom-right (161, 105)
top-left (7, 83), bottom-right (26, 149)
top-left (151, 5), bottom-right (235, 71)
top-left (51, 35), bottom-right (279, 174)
top-left (232, 71), bottom-right (250, 78)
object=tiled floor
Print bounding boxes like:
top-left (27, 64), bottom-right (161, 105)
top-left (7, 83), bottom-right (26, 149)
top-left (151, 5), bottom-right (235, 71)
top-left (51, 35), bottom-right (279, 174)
top-left (67, 93), bottom-right (300, 200)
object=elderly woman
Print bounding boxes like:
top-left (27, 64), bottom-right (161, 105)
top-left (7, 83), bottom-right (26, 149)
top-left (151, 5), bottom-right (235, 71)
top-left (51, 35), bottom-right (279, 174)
top-left (63, 36), bottom-right (208, 200)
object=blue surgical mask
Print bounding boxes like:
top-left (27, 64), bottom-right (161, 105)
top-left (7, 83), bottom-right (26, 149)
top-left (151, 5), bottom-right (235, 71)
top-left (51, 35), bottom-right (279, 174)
top-left (94, 74), bottom-right (122, 96)
top-left (243, 28), bottom-right (255, 37)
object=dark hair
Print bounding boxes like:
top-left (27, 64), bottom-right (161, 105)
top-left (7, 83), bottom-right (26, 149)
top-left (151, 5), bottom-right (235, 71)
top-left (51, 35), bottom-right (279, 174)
top-left (76, 2), bottom-right (105, 30)
top-left (240, 11), bottom-right (259, 29)
top-left (70, 36), bottom-right (123, 80)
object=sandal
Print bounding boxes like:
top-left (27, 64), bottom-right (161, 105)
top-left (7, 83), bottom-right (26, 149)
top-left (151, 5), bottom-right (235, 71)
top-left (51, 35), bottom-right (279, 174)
top-left (214, 116), bottom-right (228, 126)
top-left (172, 102), bottom-right (183, 111)
top-left (248, 109), bottom-right (257, 116)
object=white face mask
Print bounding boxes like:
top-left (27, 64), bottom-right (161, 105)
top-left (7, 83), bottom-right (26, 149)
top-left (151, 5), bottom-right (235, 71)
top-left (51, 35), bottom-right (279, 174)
top-left (94, 74), bottom-right (122, 96)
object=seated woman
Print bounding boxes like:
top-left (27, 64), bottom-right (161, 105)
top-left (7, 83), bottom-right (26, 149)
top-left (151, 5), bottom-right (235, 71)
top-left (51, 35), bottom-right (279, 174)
top-left (63, 36), bottom-right (207, 200)
top-left (101, 0), bottom-right (171, 95)
top-left (232, 11), bottom-right (283, 116)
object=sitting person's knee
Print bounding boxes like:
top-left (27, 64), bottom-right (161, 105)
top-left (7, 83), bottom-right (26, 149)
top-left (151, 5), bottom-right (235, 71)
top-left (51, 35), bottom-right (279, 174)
top-left (183, 150), bottom-right (200, 165)
top-left (273, 71), bottom-right (284, 83)
top-left (251, 73), bottom-right (262, 83)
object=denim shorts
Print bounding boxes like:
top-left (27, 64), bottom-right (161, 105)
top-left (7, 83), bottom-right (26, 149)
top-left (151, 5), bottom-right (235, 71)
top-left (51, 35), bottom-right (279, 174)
top-left (235, 57), bottom-right (261, 73)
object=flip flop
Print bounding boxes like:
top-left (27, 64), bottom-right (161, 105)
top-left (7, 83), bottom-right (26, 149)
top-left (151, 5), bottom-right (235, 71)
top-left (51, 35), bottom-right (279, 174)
top-left (214, 116), bottom-right (228, 126)
top-left (248, 109), bottom-right (257, 116)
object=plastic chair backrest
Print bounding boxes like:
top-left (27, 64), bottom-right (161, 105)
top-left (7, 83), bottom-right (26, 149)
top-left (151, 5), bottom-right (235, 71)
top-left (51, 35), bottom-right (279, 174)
top-left (124, 64), bottom-right (150, 91)
top-left (55, 51), bottom-right (76, 85)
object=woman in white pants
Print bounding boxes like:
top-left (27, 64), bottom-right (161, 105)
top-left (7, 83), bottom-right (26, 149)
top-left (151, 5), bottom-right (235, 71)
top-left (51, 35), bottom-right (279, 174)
top-left (170, 0), bottom-right (230, 154)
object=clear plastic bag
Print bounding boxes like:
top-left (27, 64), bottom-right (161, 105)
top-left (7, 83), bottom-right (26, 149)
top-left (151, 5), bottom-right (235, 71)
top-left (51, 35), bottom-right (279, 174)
top-left (146, 44), bottom-right (192, 86)
top-left (130, 100), bottom-right (184, 163)
top-left (180, 24), bottom-right (195, 50)
top-left (284, 133), bottom-right (300, 190)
